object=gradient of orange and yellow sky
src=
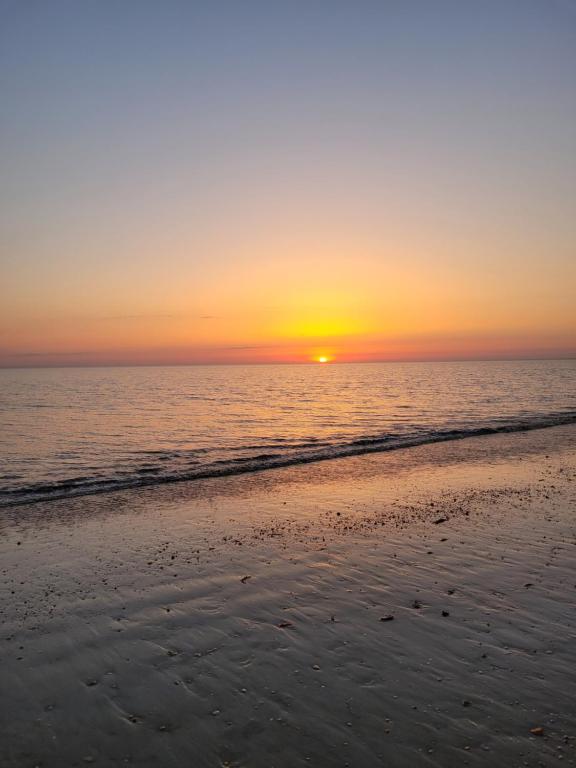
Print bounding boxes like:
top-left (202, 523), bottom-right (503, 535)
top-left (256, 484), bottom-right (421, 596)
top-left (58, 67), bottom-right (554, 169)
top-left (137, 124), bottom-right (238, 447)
top-left (1, 1), bottom-right (575, 366)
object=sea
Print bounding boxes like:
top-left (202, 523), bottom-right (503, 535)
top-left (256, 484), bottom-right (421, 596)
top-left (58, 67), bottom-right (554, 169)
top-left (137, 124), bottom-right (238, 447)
top-left (1, 360), bottom-right (575, 507)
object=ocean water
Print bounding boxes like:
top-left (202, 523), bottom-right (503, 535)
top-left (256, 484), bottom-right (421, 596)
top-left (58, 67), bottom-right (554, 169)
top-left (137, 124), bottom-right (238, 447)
top-left (0, 360), bottom-right (575, 507)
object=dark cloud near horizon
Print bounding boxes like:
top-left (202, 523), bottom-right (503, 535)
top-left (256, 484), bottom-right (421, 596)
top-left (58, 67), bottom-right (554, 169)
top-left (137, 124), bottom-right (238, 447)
top-left (97, 313), bottom-right (220, 321)
top-left (6, 351), bottom-right (86, 358)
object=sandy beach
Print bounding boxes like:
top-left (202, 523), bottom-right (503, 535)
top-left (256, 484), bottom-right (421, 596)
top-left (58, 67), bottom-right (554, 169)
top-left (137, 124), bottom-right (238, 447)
top-left (1, 424), bottom-right (575, 768)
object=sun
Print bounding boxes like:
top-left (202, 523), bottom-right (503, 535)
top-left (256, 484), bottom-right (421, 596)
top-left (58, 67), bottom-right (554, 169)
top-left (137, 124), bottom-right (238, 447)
top-left (317, 356), bottom-right (329, 363)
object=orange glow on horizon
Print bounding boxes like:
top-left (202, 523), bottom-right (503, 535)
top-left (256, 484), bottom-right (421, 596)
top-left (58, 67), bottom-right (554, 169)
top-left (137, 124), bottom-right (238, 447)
top-left (2, 250), bottom-right (575, 367)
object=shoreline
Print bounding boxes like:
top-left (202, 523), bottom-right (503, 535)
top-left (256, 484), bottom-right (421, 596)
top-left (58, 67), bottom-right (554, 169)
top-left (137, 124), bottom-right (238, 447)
top-left (1, 424), bottom-right (576, 767)
top-left (3, 412), bottom-right (576, 510)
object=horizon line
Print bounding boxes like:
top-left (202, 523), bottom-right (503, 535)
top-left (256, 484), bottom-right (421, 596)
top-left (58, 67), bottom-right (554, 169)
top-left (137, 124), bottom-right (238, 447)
top-left (1, 354), bottom-right (575, 371)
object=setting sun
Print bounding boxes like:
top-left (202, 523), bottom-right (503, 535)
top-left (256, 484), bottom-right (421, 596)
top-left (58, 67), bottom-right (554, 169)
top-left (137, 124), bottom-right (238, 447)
top-left (317, 356), bottom-right (329, 363)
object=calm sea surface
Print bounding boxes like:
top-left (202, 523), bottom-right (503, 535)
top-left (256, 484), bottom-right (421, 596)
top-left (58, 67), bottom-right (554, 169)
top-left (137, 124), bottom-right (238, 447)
top-left (1, 360), bottom-right (575, 506)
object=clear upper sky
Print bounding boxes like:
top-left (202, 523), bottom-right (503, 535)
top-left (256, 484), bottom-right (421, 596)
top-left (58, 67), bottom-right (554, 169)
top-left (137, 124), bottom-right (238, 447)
top-left (1, 0), bottom-right (575, 365)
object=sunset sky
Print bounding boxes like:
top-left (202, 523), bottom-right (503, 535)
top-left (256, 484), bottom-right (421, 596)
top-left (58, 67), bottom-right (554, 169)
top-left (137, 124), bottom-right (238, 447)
top-left (1, 0), bottom-right (575, 366)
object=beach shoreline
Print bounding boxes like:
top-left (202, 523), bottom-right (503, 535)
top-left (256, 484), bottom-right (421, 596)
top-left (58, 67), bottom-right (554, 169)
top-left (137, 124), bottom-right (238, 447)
top-left (1, 424), bottom-right (575, 767)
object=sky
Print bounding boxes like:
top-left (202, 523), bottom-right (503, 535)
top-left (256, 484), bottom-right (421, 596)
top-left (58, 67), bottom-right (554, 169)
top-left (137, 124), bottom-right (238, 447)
top-left (1, 0), bottom-right (575, 366)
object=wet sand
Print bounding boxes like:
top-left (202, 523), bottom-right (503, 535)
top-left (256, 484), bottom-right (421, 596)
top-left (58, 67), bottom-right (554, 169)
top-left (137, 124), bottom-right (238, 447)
top-left (1, 425), bottom-right (575, 768)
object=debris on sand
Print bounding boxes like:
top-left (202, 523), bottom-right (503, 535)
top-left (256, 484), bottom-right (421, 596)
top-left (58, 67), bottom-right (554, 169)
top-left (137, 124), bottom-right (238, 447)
top-left (529, 727), bottom-right (544, 736)
top-left (412, 600), bottom-right (422, 609)
top-left (379, 615), bottom-right (395, 622)
top-left (277, 621), bottom-right (293, 628)
top-left (434, 517), bottom-right (448, 524)
top-left (240, 575), bottom-right (251, 583)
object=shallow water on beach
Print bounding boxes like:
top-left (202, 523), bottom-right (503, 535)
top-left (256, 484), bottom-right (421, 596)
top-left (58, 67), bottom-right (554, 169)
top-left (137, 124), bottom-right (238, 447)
top-left (1, 360), bottom-right (575, 506)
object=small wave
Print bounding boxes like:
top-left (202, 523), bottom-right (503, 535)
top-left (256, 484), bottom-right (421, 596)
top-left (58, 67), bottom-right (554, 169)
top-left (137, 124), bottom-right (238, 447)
top-left (212, 453), bottom-right (282, 465)
top-left (1, 410), bottom-right (575, 508)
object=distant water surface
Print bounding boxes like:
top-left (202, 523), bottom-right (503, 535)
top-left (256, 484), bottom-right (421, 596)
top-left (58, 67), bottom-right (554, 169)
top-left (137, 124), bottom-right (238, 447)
top-left (0, 360), bottom-right (575, 506)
